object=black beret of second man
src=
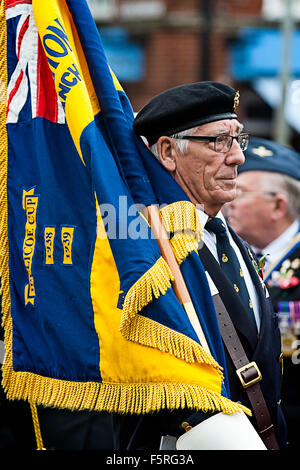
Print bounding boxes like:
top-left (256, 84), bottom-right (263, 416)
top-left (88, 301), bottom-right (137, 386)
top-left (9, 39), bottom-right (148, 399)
top-left (133, 81), bottom-right (240, 146)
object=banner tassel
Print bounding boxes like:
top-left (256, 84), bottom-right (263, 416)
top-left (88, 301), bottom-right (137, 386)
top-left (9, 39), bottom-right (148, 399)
top-left (29, 401), bottom-right (46, 451)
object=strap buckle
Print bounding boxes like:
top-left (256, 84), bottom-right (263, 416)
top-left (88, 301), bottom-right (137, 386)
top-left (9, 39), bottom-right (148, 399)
top-left (236, 361), bottom-right (262, 388)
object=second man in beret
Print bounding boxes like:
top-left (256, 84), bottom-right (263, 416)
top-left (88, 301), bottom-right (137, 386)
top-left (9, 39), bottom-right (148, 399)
top-left (227, 136), bottom-right (300, 449)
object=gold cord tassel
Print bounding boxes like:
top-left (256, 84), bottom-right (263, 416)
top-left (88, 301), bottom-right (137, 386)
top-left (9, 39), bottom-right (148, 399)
top-left (29, 401), bottom-right (46, 451)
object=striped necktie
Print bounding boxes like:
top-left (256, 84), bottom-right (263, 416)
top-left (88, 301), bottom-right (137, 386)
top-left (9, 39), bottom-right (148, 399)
top-left (205, 217), bottom-right (256, 328)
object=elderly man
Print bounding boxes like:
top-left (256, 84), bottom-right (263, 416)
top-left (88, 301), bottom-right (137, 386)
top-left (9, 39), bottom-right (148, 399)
top-left (227, 137), bottom-right (300, 449)
top-left (113, 82), bottom-right (287, 450)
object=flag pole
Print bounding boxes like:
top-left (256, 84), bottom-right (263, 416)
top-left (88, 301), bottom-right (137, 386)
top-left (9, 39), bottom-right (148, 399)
top-left (146, 205), bottom-right (211, 355)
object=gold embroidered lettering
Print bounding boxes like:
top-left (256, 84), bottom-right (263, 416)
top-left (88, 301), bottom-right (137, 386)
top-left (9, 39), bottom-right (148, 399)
top-left (23, 189), bottom-right (39, 305)
top-left (61, 227), bottom-right (74, 264)
top-left (44, 227), bottom-right (55, 265)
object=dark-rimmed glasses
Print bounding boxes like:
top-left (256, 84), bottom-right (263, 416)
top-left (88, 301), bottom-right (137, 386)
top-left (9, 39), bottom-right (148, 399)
top-left (175, 133), bottom-right (249, 153)
top-left (235, 189), bottom-right (277, 200)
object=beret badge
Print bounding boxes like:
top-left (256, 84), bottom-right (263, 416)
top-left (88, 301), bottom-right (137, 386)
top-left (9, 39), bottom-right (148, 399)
top-left (233, 90), bottom-right (240, 113)
top-left (252, 146), bottom-right (273, 158)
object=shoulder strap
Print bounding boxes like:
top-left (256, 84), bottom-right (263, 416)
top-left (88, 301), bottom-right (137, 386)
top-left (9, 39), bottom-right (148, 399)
top-left (211, 290), bottom-right (279, 450)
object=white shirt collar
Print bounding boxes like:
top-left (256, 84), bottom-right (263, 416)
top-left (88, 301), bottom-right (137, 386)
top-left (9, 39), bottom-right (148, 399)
top-left (197, 208), bottom-right (228, 231)
top-left (256, 219), bottom-right (300, 266)
top-left (197, 208), bottom-right (209, 229)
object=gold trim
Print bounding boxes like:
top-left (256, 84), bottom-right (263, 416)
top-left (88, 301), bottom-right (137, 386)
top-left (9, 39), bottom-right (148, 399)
top-left (159, 201), bottom-right (203, 241)
top-left (234, 90), bottom-right (240, 113)
top-left (169, 231), bottom-right (199, 264)
top-left (120, 257), bottom-right (221, 370)
top-left (0, 0), bottom-right (10, 363)
top-left (3, 366), bottom-right (250, 416)
top-left (159, 201), bottom-right (202, 265)
top-left (121, 256), bottom-right (174, 327)
top-left (29, 401), bottom-right (46, 450)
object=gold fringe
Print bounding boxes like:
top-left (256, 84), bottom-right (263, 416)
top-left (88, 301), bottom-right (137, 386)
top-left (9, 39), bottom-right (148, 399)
top-left (121, 256), bottom-right (174, 325)
top-left (170, 230), bottom-right (199, 265)
top-left (120, 311), bottom-right (222, 372)
top-left (159, 201), bottom-right (203, 264)
top-left (0, 0), bottom-right (11, 399)
top-left (120, 256), bottom-right (223, 373)
top-left (0, 0), bottom-right (9, 330)
top-left (159, 201), bottom-right (203, 242)
top-left (2, 365), bottom-right (251, 416)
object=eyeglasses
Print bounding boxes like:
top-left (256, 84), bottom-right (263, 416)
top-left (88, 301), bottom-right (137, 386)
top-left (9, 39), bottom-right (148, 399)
top-left (176, 133), bottom-right (250, 153)
top-left (235, 189), bottom-right (277, 200)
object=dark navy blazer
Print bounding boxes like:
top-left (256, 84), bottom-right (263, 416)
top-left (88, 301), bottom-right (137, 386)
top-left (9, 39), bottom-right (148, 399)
top-left (197, 226), bottom-right (287, 449)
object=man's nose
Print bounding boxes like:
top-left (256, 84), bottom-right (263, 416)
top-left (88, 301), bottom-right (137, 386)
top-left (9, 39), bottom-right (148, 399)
top-left (226, 139), bottom-right (245, 166)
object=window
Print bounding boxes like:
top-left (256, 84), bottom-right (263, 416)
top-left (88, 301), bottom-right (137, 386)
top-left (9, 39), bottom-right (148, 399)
top-left (87, 0), bottom-right (117, 21)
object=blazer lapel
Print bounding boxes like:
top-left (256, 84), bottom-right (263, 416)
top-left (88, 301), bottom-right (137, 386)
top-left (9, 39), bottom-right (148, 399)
top-left (198, 243), bottom-right (258, 350)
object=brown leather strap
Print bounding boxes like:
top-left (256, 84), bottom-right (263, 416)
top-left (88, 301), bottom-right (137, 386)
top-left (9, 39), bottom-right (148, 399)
top-left (212, 293), bottom-right (280, 450)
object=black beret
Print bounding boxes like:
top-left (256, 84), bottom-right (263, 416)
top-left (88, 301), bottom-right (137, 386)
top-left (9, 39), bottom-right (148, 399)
top-left (238, 137), bottom-right (300, 181)
top-left (133, 81), bottom-right (239, 146)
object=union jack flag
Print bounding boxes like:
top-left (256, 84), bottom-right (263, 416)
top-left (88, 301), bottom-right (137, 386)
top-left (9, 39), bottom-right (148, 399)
top-left (6, 0), bottom-right (65, 123)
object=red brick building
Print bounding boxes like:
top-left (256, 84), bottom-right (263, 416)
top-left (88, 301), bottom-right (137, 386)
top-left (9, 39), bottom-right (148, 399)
top-left (114, 0), bottom-right (263, 109)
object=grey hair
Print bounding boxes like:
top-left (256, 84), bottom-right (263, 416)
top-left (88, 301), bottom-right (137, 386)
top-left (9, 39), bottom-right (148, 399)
top-left (262, 171), bottom-right (300, 220)
top-left (149, 126), bottom-right (199, 159)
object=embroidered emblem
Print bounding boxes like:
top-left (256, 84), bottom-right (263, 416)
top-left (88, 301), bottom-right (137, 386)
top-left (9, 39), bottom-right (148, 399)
top-left (267, 268), bottom-right (300, 290)
top-left (234, 283), bottom-right (239, 292)
top-left (222, 253), bottom-right (228, 263)
top-left (252, 146), bottom-right (273, 158)
top-left (249, 299), bottom-right (253, 309)
top-left (291, 258), bottom-right (300, 270)
top-left (280, 259), bottom-right (291, 274)
top-left (61, 226), bottom-right (75, 265)
top-left (233, 90), bottom-right (240, 113)
top-left (286, 269), bottom-right (295, 278)
top-left (44, 227), bottom-right (55, 265)
top-left (23, 188), bottom-right (39, 306)
top-left (269, 258), bottom-right (300, 289)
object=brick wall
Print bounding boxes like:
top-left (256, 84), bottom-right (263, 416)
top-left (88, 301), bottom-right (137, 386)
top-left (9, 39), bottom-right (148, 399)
top-left (125, 31), bottom-right (200, 110)
top-left (119, 0), bottom-right (263, 110)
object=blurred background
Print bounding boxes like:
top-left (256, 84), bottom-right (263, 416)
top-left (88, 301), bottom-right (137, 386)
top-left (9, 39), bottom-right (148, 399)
top-left (87, 0), bottom-right (300, 151)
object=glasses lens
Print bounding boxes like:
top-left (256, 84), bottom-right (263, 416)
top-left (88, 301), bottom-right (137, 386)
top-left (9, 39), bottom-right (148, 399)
top-left (238, 134), bottom-right (249, 151)
top-left (214, 134), bottom-right (249, 153)
top-left (215, 135), bottom-right (231, 152)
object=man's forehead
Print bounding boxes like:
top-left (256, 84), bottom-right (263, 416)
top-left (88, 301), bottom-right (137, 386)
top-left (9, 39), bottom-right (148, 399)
top-left (197, 119), bottom-right (243, 134)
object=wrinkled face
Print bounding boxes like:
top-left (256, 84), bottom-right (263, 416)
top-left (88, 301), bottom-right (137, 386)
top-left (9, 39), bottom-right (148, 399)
top-left (227, 171), bottom-right (276, 248)
top-left (161, 119), bottom-right (245, 216)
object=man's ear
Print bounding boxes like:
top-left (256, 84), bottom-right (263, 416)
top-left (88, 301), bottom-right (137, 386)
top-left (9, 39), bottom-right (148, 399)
top-left (156, 136), bottom-right (177, 172)
top-left (272, 193), bottom-right (288, 221)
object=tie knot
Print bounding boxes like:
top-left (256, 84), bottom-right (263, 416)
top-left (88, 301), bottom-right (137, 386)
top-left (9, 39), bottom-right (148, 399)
top-left (205, 217), bottom-right (227, 236)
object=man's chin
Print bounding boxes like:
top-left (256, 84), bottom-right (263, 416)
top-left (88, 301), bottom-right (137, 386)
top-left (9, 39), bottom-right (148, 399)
top-left (218, 189), bottom-right (237, 204)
